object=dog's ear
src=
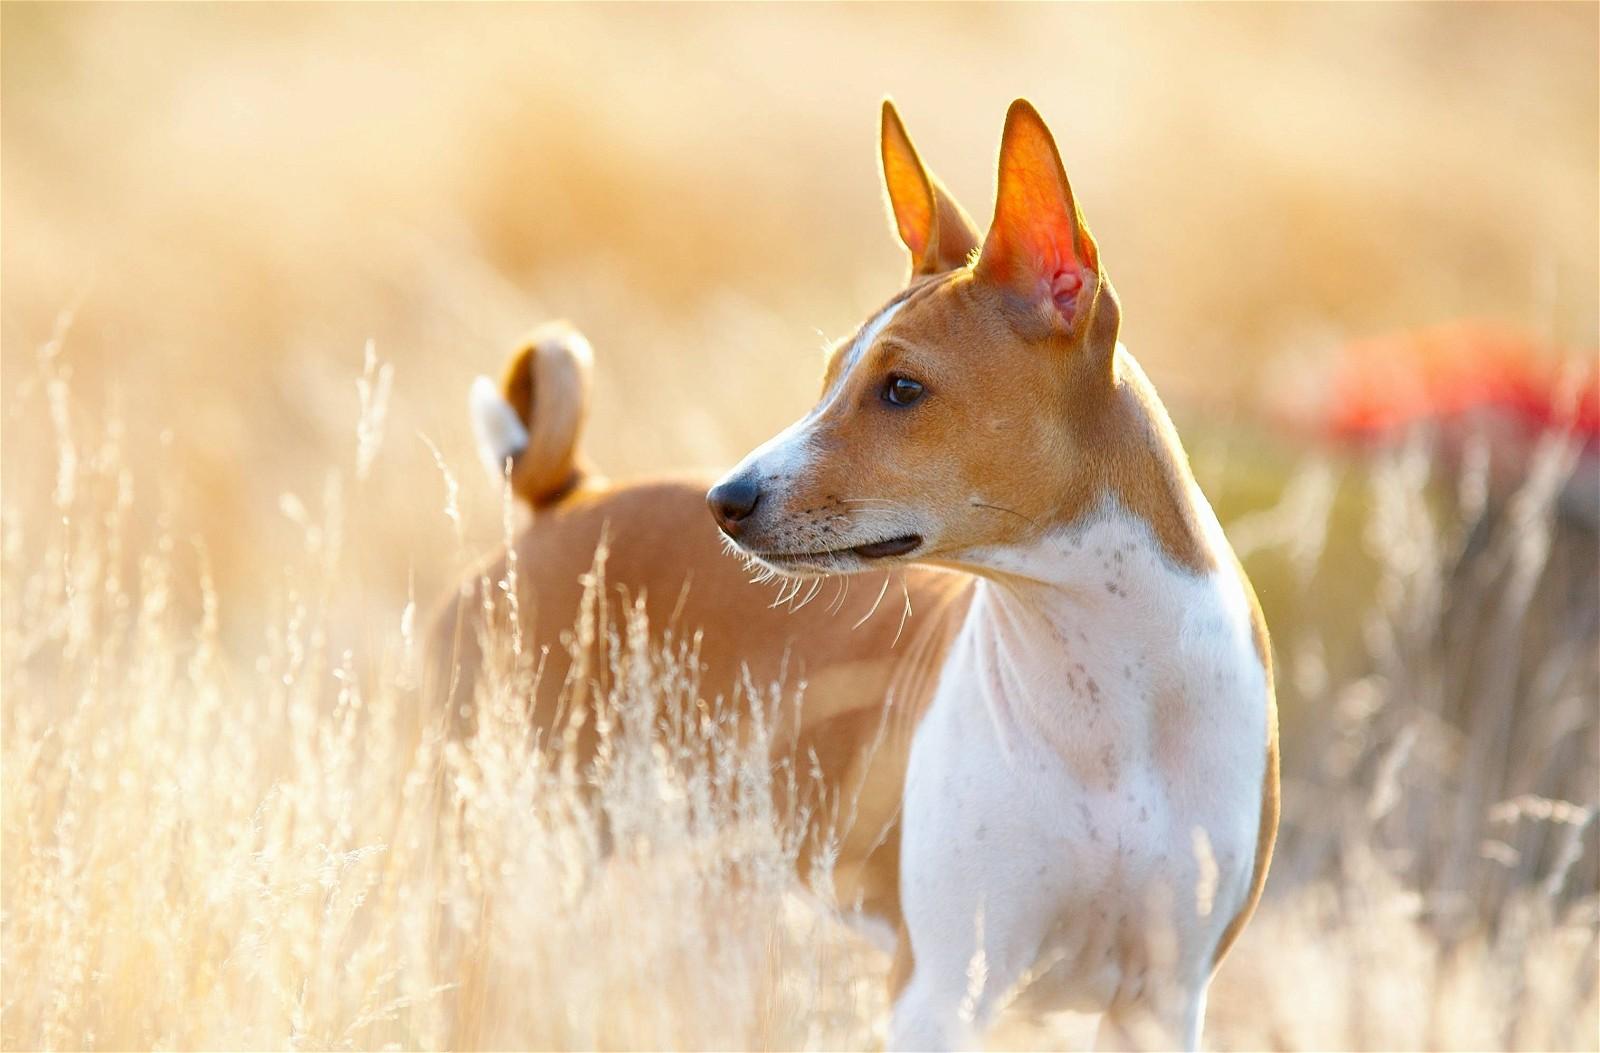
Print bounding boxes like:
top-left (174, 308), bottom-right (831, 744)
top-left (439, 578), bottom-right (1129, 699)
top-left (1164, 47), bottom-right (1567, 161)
top-left (974, 100), bottom-right (1105, 335)
top-left (880, 99), bottom-right (981, 279)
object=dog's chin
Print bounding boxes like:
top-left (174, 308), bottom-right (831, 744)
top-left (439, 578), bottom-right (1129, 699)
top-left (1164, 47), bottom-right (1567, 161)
top-left (737, 533), bottom-right (925, 579)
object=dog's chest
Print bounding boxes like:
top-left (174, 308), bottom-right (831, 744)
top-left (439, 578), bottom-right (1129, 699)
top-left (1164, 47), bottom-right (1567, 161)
top-left (899, 508), bottom-right (1268, 1005)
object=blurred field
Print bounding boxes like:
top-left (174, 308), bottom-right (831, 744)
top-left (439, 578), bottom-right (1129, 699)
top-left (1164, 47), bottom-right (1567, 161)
top-left (3, 4), bottom-right (1597, 1051)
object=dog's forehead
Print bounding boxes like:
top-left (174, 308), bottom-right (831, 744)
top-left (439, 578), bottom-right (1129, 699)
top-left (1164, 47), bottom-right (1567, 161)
top-left (822, 299), bottom-right (899, 394)
top-left (821, 273), bottom-right (964, 393)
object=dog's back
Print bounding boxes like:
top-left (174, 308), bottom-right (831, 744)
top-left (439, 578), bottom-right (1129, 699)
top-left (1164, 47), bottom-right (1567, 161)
top-left (427, 324), bottom-right (971, 923)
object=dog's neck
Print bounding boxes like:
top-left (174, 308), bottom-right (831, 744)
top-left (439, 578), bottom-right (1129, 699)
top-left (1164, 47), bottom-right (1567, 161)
top-left (948, 489), bottom-right (1232, 764)
top-left (972, 494), bottom-right (1205, 632)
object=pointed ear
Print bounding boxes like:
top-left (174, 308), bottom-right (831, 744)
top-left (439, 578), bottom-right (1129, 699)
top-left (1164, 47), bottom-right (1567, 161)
top-left (880, 99), bottom-right (981, 278)
top-left (974, 100), bottom-right (1103, 332)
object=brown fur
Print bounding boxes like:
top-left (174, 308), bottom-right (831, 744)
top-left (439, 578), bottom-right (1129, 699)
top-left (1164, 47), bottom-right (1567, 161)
top-left (428, 476), bottom-right (973, 924)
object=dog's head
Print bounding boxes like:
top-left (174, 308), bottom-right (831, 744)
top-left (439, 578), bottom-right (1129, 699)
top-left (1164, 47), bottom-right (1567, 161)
top-left (710, 100), bottom-right (1127, 578)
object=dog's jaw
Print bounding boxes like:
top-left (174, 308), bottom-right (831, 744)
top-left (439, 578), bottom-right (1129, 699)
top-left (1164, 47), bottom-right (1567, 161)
top-left (721, 530), bottom-right (926, 581)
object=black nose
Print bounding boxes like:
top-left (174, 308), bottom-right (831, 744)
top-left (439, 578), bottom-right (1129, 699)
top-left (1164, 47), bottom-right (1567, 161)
top-left (707, 475), bottom-right (761, 534)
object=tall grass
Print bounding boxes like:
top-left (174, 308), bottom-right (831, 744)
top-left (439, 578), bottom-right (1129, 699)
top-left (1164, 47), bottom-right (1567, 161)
top-left (1, 339), bottom-right (884, 1050)
top-left (3, 335), bottom-right (1595, 1051)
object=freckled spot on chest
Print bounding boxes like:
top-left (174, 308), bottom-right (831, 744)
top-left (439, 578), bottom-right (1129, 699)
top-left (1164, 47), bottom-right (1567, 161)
top-left (1151, 678), bottom-right (1195, 773)
top-left (1099, 741), bottom-right (1121, 783)
top-left (1076, 800), bottom-right (1102, 843)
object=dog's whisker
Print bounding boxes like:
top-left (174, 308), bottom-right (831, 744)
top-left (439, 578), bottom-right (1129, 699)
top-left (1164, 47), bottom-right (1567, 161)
top-left (770, 575), bottom-right (802, 609)
top-left (827, 575), bottom-right (850, 616)
top-left (970, 499), bottom-right (1044, 530)
top-left (792, 576), bottom-right (826, 613)
top-left (852, 571), bottom-right (892, 631)
top-left (894, 573), bottom-right (913, 648)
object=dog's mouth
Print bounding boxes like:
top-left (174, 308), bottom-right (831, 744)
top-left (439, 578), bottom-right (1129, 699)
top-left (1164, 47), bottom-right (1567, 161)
top-left (748, 533), bottom-right (923, 569)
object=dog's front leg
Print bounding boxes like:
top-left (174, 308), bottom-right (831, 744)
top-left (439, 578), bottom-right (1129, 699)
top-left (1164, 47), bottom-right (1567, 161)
top-left (887, 890), bottom-right (1049, 1052)
top-left (888, 688), bottom-right (1058, 1050)
top-left (1094, 980), bottom-right (1208, 1053)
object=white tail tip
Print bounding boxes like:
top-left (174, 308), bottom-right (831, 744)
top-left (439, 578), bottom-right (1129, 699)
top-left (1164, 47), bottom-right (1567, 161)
top-left (469, 374), bottom-right (529, 481)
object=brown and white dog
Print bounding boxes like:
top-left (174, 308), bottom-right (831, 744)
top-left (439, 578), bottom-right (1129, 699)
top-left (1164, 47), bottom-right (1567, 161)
top-left (437, 99), bottom-right (1277, 1051)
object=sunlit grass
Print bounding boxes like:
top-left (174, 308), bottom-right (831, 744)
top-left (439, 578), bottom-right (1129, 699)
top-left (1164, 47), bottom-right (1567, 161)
top-left (3, 341), bottom-right (1594, 1050)
top-left (1, 341), bottom-right (885, 1050)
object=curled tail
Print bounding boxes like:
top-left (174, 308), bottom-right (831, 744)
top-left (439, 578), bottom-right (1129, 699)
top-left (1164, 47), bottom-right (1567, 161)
top-left (470, 321), bottom-right (594, 507)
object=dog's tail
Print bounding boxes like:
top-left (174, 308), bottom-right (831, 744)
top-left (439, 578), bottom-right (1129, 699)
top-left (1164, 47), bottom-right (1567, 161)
top-left (469, 321), bottom-right (594, 508)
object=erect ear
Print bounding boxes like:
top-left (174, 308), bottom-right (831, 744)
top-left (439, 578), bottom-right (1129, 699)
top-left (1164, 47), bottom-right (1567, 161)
top-left (974, 100), bottom-right (1104, 333)
top-left (880, 99), bottom-right (982, 279)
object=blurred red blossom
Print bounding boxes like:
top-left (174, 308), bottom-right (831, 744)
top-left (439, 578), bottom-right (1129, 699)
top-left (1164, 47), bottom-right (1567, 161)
top-left (1320, 321), bottom-right (1598, 449)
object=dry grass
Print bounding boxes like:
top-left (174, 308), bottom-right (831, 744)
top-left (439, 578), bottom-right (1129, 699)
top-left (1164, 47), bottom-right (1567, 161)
top-left (2, 341), bottom-right (884, 1050)
top-left (4, 336), bottom-right (1596, 1051)
top-left (2, 5), bottom-right (1597, 1051)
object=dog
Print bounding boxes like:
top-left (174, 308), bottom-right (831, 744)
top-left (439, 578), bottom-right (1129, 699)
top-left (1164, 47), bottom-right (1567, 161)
top-left (434, 99), bottom-right (1277, 1051)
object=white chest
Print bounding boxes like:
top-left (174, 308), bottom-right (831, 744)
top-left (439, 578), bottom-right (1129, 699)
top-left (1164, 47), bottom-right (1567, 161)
top-left (897, 503), bottom-right (1269, 1016)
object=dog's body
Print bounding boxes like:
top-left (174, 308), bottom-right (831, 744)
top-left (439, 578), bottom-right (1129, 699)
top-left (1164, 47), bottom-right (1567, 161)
top-left (433, 100), bottom-right (1276, 1050)
top-left (894, 484), bottom-right (1272, 1049)
top-left (432, 465), bottom-right (974, 924)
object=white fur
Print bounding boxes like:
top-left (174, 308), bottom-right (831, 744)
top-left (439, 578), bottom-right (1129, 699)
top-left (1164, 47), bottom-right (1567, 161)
top-left (890, 496), bottom-right (1268, 1050)
top-left (828, 297), bottom-right (906, 399)
top-left (727, 411), bottom-right (819, 491)
top-left (469, 374), bottom-right (529, 481)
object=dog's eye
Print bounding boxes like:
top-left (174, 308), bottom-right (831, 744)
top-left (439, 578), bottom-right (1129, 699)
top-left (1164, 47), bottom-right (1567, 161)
top-left (883, 375), bottom-right (925, 408)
